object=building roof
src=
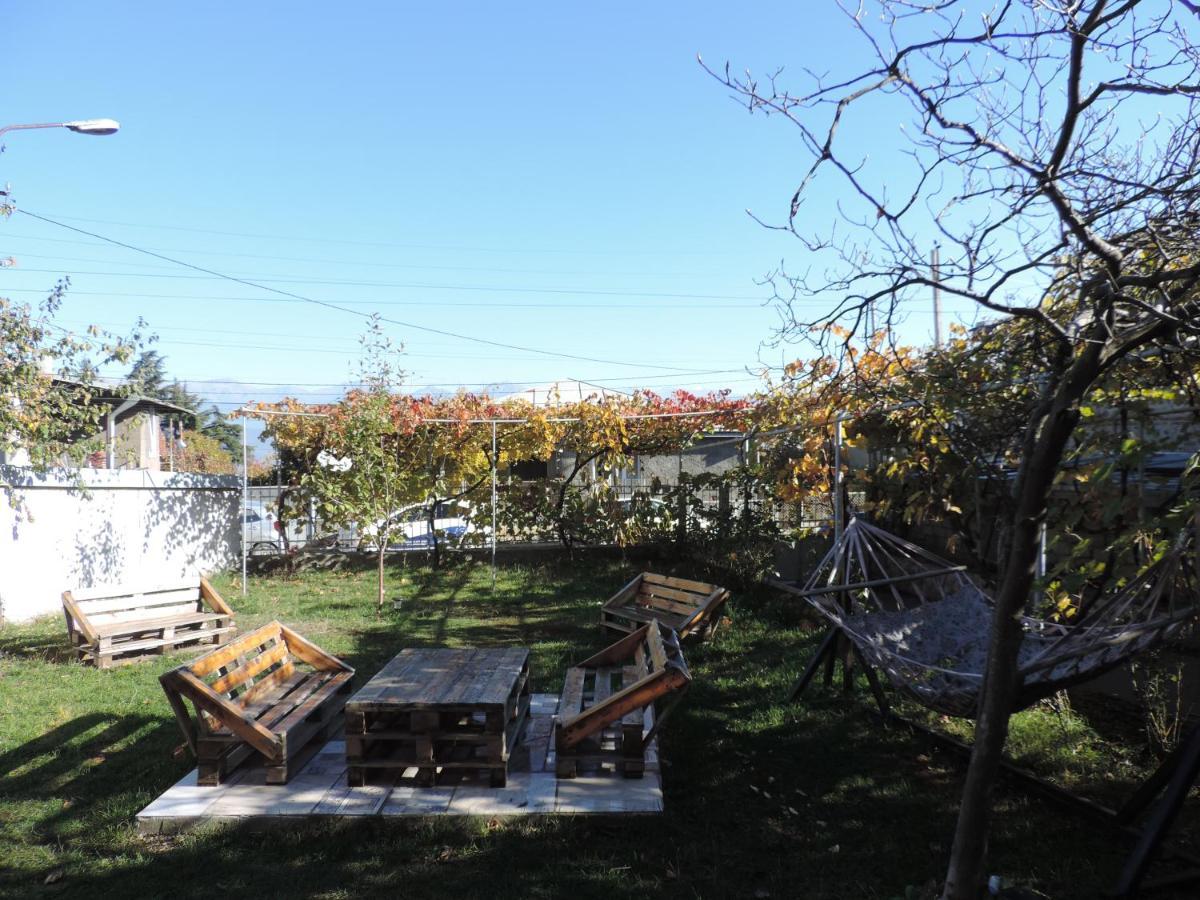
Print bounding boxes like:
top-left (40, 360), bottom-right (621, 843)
top-left (51, 378), bottom-right (194, 421)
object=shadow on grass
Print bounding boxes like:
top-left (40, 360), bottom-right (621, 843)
top-left (4, 562), bottom-right (1197, 899)
top-left (0, 625), bottom-right (77, 664)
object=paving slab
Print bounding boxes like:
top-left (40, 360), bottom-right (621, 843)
top-left (137, 693), bottom-right (662, 833)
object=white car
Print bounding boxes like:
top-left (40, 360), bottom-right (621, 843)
top-left (360, 500), bottom-right (483, 549)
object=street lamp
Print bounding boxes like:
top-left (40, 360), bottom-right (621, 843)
top-left (0, 118), bottom-right (120, 141)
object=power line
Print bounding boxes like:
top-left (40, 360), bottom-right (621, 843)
top-left (55, 326), bottom-right (749, 366)
top-left (0, 285), bottom-right (958, 314)
top-left (183, 377), bottom-right (767, 398)
top-left (15, 209), bottom-right (722, 372)
top-left (168, 369), bottom-right (756, 387)
top-left (15, 287), bottom-right (757, 311)
top-left (1, 233), bottom-right (739, 279)
top-left (25, 212), bottom-right (740, 257)
top-left (4, 264), bottom-right (763, 302)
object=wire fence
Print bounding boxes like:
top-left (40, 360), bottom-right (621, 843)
top-left (237, 478), bottom-right (852, 556)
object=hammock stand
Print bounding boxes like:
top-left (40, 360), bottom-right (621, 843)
top-left (769, 517), bottom-right (1200, 898)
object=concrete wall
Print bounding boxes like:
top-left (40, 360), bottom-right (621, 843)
top-left (0, 466), bottom-right (239, 623)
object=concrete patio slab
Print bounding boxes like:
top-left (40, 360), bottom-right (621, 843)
top-left (137, 694), bottom-right (663, 834)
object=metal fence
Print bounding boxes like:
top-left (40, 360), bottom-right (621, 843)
top-left (238, 479), bottom-right (850, 556)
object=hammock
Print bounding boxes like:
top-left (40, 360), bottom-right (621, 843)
top-left (778, 518), bottom-right (1199, 718)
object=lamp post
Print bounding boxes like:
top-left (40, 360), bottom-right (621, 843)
top-left (0, 119), bottom-right (120, 141)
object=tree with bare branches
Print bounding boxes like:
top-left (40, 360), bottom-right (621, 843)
top-left (705, 1), bottom-right (1200, 895)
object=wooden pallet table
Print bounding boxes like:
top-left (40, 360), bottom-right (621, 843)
top-left (345, 647), bottom-right (530, 788)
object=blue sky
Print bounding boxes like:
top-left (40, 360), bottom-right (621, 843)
top-left (3, 0), bottom-right (955, 432)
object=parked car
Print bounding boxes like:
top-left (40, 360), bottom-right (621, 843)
top-left (359, 500), bottom-right (484, 550)
top-left (241, 505), bottom-right (309, 552)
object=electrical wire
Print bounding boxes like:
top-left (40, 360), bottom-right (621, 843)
top-left (4, 264), bottom-right (764, 301)
top-left (15, 209), bottom-right (738, 373)
top-left (0, 234), bottom-right (744, 279)
top-left (23, 211), bottom-right (741, 257)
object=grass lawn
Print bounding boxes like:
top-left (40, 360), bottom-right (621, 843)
top-left (0, 556), bottom-right (1195, 899)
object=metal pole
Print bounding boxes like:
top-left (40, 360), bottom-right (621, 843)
top-left (241, 416), bottom-right (248, 597)
top-left (491, 420), bottom-right (498, 591)
top-left (932, 245), bottom-right (943, 348)
top-left (834, 413), bottom-right (845, 540)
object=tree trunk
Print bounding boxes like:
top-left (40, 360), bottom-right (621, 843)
top-left (942, 358), bottom-right (1098, 899)
top-left (376, 541), bottom-right (386, 617)
top-left (427, 502), bottom-right (441, 570)
top-left (555, 452), bottom-right (604, 549)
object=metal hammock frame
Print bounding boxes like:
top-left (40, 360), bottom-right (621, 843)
top-left (774, 517), bottom-right (1199, 718)
top-left (770, 517), bottom-right (1200, 896)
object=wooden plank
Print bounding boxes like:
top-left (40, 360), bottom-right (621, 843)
top-left (190, 623), bottom-right (284, 677)
top-left (93, 610), bottom-right (227, 638)
top-left (678, 588), bottom-right (730, 637)
top-left (642, 572), bottom-right (717, 594)
top-left (209, 641), bottom-right (288, 696)
top-left (275, 672), bottom-right (353, 737)
top-left (60, 591), bottom-right (98, 644)
top-left (246, 672), bottom-right (331, 730)
top-left (638, 583), bottom-right (706, 607)
top-left (473, 648), bottom-right (529, 709)
top-left (70, 581), bottom-right (199, 602)
top-left (621, 664), bottom-right (648, 728)
top-left (278, 623), bottom-right (352, 673)
top-left (558, 669), bottom-right (682, 750)
top-left (558, 667), bottom-right (587, 719)
top-left (224, 669), bottom-right (308, 725)
top-left (75, 587), bottom-right (200, 612)
top-left (637, 592), bottom-right (702, 617)
top-left (591, 664), bottom-right (615, 711)
top-left (272, 672), bottom-right (348, 744)
top-left (78, 626), bottom-right (237, 659)
top-left (600, 574), bottom-right (644, 614)
top-left (199, 576), bottom-right (235, 616)
top-left (349, 648), bottom-right (524, 709)
top-left (576, 625), bottom-right (650, 669)
top-left (167, 668), bottom-right (282, 760)
top-left (646, 623), bottom-right (669, 673)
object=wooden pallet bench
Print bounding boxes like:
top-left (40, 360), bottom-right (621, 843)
top-left (62, 577), bottom-right (237, 668)
top-left (345, 647), bottom-right (530, 788)
top-left (600, 572), bottom-right (730, 641)
top-left (159, 621), bottom-right (355, 785)
top-left (555, 621), bottom-right (690, 778)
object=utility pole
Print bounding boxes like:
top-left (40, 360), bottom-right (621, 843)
top-left (931, 245), bottom-right (943, 347)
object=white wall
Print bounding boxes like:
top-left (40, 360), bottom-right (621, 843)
top-left (0, 466), bottom-right (240, 623)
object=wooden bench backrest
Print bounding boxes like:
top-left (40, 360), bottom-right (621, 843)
top-left (64, 577), bottom-right (232, 631)
top-left (558, 621), bottom-right (690, 748)
top-left (634, 573), bottom-right (718, 612)
top-left (179, 620), bottom-right (348, 706)
top-left (189, 621), bottom-right (294, 705)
